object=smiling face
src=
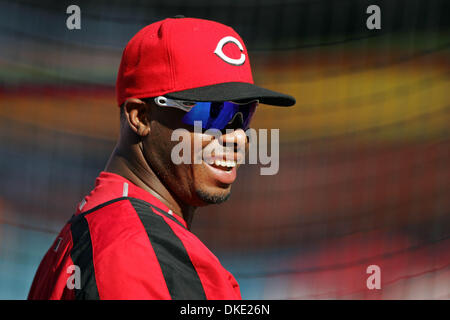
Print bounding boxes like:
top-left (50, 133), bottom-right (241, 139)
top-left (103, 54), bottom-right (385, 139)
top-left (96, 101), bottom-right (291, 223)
top-left (141, 99), bottom-right (250, 207)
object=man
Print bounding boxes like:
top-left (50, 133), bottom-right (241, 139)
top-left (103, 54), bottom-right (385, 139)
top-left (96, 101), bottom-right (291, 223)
top-left (28, 16), bottom-right (295, 300)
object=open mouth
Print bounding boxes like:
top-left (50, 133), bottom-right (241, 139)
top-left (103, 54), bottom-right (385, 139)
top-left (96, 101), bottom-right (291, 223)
top-left (203, 158), bottom-right (238, 185)
top-left (209, 159), bottom-right (236, 171)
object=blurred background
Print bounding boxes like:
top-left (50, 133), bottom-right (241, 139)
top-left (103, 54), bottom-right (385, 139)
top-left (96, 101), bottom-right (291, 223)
top-left (0, 0), bottom-right (448, 299)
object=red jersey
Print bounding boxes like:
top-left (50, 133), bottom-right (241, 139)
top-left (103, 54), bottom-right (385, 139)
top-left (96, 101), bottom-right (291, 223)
top-left (28, 172), bottom-right (241, 300)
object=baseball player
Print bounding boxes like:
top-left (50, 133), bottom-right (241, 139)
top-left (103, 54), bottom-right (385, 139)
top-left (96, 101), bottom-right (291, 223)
top-left (28, 16), bottom-right (295, 300)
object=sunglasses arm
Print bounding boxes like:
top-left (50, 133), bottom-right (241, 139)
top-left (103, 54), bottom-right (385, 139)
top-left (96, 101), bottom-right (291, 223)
top-left (154, 96), bottom-right (193, 112)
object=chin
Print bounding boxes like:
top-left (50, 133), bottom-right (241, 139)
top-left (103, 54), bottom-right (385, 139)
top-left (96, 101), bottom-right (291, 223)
top-left (195, 187), bottom-right (232, 205)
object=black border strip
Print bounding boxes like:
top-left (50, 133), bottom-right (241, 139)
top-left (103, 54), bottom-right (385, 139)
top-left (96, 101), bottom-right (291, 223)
top-left (129, 198), bottom-right (206, 300)
top-left (70, 215), bottom-right (100, 300)
top-left (130, 198), bottom-right (186, 229)
top-left (69, 197), bottom-right (186, 230)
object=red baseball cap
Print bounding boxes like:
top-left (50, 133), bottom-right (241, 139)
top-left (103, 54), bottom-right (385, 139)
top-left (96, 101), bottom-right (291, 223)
top-left (116, 17), bottom-right (295, 107)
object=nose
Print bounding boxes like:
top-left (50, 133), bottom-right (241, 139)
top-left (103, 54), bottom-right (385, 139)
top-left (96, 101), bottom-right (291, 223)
top-left (219, 128), bottom-right (247, 154)
top-left (224, 111), bottom-right (244, 131)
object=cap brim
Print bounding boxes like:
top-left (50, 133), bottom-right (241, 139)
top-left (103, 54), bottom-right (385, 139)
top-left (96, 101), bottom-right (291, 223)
top-left (165, 82), bottom-right (296, 106)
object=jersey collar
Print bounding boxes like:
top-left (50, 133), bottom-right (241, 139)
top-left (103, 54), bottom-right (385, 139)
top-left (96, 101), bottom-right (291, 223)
top-left (77, 171), bottom-right (188, 229)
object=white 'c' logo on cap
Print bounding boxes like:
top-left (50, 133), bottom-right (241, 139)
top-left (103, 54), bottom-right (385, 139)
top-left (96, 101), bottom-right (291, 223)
top-left (214, 36), bottom-right (246, 66)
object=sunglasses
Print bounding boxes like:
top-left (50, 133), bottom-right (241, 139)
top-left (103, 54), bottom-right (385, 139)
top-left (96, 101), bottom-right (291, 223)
top-left (153, 96), bottom-right (258, 130)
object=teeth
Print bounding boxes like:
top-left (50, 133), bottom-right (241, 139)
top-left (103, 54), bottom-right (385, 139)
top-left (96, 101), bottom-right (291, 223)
top-left (213, 159), bottom-right (236, 167)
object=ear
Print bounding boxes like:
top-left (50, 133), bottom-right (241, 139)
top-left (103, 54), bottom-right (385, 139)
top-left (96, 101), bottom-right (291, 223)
top-left (123, 98), bottom-right (151, 137)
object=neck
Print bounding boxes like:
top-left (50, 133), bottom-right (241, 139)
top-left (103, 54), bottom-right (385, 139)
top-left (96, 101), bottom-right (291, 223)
top-left (104, 144), bottom-right (196, 229)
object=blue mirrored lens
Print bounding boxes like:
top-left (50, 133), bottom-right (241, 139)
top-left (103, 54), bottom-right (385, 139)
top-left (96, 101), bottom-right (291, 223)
top-left (182, 101), bottom-right (257, 130)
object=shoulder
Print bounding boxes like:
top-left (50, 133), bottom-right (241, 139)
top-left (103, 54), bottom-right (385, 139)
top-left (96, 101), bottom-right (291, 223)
top-left (70, 197), bottom-right (173, 299)
top-left (72, 197), bottom-right (157, 257)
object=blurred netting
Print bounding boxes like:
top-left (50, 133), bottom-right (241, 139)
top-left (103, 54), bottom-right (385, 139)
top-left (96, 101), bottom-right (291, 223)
top-left (0, 0), bottom-right (449, 299)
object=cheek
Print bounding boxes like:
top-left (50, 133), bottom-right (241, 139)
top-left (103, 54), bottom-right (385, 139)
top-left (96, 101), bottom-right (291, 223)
top-left (191, 163), bottom-right (208, 184)
top-left (147, 125), bottom-right (196, 185)
top-left (147, 126), bottom-right (172, 163)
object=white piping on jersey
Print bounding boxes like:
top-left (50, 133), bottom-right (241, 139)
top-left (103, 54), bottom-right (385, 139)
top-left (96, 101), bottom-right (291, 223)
top-left (78, 198), bottom-right (86, 211)
top-left (53, 237), bottom-right (63, 252)
top-left (122, 182), bottom-right (129, 197)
